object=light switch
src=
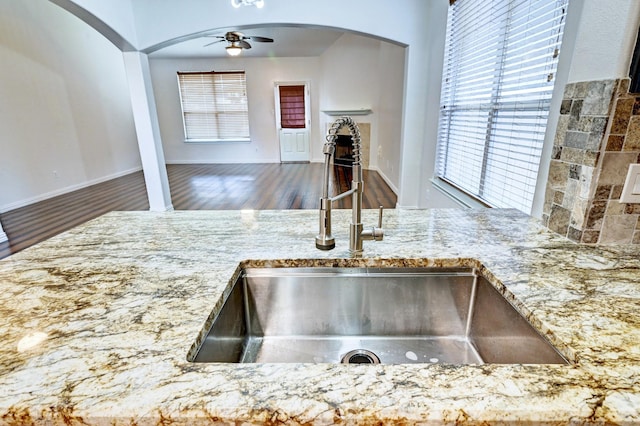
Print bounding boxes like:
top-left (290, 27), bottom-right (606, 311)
top-left (620, 164), bottom-right (640, 203)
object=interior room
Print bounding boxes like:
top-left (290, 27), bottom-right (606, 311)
top-left (1, 0), bottom-right (640, 423)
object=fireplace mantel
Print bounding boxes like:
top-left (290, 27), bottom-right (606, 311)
top-left (322, 109), bottom-right (372, 116)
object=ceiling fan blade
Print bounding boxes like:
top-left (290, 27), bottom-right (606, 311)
top-left (248, 36), bottom-right (274, 43)
top-left (203, 39), bottom-right (225, 47)
top-left (239, 40), bottom-right (252, 49)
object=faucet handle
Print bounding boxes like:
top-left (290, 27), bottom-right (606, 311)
top-left (372, 205), bottom-right (384, 241)
top-left (356, 206), bottom-right (385, 244)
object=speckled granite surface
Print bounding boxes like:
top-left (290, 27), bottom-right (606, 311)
top-left (0, 208), bottom-right (639, 425)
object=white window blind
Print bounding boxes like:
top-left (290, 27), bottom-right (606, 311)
top-left (177, 71), bottom-right (250, 141)
top-left (436, 0), bottom-right (568, 213)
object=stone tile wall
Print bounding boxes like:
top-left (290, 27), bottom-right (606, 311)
top-left (542, 78), bottom-right (640, 244)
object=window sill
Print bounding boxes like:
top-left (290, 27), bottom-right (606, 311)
top-left (184, 139), bottom-right (251, 144)
top-left (431, 178), bottom-right (491, 209)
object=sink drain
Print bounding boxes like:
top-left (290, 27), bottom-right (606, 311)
top-left (341, 349), bottom-right (381, 364)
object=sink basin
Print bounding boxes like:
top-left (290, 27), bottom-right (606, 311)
top-left (190, 267), bottom-right (567, 364)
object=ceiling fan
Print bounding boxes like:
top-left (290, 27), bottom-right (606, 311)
top-left (204, 31), bottom-right (274, 56)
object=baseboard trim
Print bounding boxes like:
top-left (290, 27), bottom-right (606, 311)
top-left (166, 160), bottom-right (281, 165)
top-left (370, 166), bottom-right (399, 195)
top-left (0, 167), bottom-right (143, 213)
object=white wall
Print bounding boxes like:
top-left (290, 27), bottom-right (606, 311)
top-left (566, 0), bottom-right (640, 83)
top-left (318, 33), bottom-right (380, 168)
top-left (150, 56), bottom-right (321, 164)
top-left (318, 33), bottom-right (405, 191)
top-left (0, 0), bottom-right (141, 212)
top-left (375, 43), bottom-right (406, 191)
top-left (48, 0), bottom-right (138, 50)
top-left (319, 33), bottom-right (382, 111)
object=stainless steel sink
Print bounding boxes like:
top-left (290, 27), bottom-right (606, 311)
top-left (190, 267), bottom-right (568, 364)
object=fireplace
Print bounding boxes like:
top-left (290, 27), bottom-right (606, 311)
top-left (326, 121), bottom-right (370, 169)
top-left (334, 135), bottom-right (354, 167)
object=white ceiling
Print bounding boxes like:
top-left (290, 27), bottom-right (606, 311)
top-left (148, 26), bottom-right (345, 59)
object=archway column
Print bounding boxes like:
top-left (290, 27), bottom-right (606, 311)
top-left (123, 51), bottom-right (173, 212)
top-left (397, 0), bottom-right (453, 209)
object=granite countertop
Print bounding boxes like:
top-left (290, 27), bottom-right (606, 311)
top-left (0, 208), bottom-right (639, 424)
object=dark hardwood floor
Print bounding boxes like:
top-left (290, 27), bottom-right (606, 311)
top-left (0, 163), bottom-right (396, 259)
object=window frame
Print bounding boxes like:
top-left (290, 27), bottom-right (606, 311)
top-left (435, 0), bottom-right (569, 213)
top-left (176, 70), bottom-right (251, 143)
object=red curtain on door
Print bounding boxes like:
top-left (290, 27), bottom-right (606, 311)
top-left (279, 85), bottom-right (305, 128)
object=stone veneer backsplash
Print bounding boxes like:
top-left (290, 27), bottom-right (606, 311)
top-left (542, 78), bottom-right (640, 244)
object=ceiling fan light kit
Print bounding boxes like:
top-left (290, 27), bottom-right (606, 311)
top-left (231, 0), bottom-right (265, 8)
top-left (226, 44), bottom-right (243, 56)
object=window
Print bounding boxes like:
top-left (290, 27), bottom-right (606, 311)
top-left (436, 0), bottom-right (568, 213)
top-left (278, 85), bottom-right (306, 129)
top-left (177, 71), bottom-right (250, 141)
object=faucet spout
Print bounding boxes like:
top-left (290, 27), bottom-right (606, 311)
top-left (315, 116), bottom-right (384, 255)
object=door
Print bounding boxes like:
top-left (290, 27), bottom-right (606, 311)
top-left (275, 83), bottom-right (310, 162)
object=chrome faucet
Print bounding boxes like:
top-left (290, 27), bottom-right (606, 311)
top-left (315, 116), bottom-right (384, 256)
